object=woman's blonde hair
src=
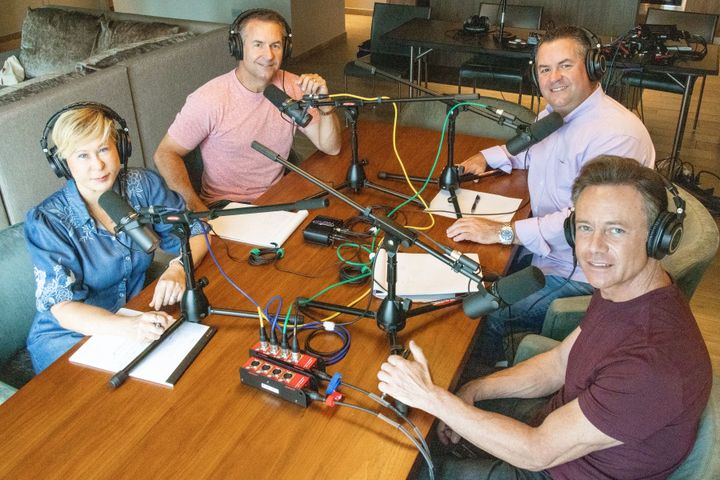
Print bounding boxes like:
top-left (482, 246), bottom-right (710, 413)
top-left (52, 107), bottom-right (117, 160)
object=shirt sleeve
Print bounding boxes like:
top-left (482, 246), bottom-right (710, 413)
top-left (577, 350), bottom-right (684, 442)
top-left (167, 89), bottom-right (216, 151)
top-left (24, 209), bottom-right (88, 312)
top-left (515, 207), bottom-right (572, 257)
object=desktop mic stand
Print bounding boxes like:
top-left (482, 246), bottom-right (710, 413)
top-left (300, 94), bottom-right (485, 208)
top-left (363, 62), bottom-right (520, 215)
top-left (142, 199), bottom-right (327, 323)
top-left (251, 141), bottom-right (489, 357)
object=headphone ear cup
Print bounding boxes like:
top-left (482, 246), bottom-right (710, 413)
top-left (646, 212), bottom-right (684, 260)
top-left (116, 128), bottom-right (131, 167)
top-left (46, 146), bottom-right (72, 179)
top-left (564, 211), bottom-right (576, 250)
top-left (586, 49), bottom-right (606, 82)
top-left (229, 30), bottom-right (243, 60)
top-left (282, 31), bottom-right (292, 63)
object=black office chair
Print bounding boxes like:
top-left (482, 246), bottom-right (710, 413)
top-left (621, 8), bottom-right (718, 130)
top-left (343, 3), bottom-right (431, 96)
top-left (458, 3), bottom-right (542, 109)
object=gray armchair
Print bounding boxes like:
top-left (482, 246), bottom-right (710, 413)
top-left (514, 334), bottom-right (720, 479)
top-left (541, 185), bottom-right (719, 341)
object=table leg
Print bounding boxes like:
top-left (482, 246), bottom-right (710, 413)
top-left (668, 73), bottom-right (696, 179)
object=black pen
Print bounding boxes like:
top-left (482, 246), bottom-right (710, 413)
top-left (470, 194), bottom-right (481, 214)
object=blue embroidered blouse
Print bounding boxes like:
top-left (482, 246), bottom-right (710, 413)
top-left (24, 168), bottom-right (202, 373)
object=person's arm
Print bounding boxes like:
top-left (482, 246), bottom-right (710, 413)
top-left (378, 333), bottom-right (621, 471)
top-left (154, 134), bottom-right (207, 211)
top-left (51, 301), bottom-right (173, 342)
top-left (446, 218), bottom-right (519, 245)
top-left (295, 73), bottom-right (341, 155)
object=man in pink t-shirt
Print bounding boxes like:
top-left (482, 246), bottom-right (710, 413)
top-left (154, 9), bottom-right (341, 210)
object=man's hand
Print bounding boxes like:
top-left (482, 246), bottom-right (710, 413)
top-left (150, 261), bottom-right (185, 310)
top-left (447, 217), bottom-right (503, 244)
top-left (297, 73), bottom-right (329, 96)
top-left (377, 341), bottom-right (439, 412)
top-left (460, 153), bottom-right (488, 175)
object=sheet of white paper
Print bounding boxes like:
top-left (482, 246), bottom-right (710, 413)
top-left (426, 188), bottom-right (521, 223)
top-left (372, 250), bottom-right (480, 302)
top-left (69, 308), bottom-right (211, 388)
top-left (208, 202), bottom-right (309, 247)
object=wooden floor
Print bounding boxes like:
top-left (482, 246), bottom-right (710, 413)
top-left (2, 14), bottom-right (717, 369)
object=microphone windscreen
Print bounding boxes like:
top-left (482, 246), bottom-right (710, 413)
top-left (263, 84), bottom-right (288, 110)
top-left (293, 198), bottom-right (330, 211)
top-left (99, 190), bottom-right (133, 225)
top-left (493, 266), bottom-right (545, 305)
top-left (528, 112), bottom-right (563, 143)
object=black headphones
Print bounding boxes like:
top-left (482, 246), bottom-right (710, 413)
top-left (41, 102), bottom-right (131, 180)
top-left (228, 9), bottom-right (293, 64)
top-left (564, 180), bottom-right (685, 260)
top-left (530, 27), bottom-right (607, 90)
top-left (463, 15), bottom-right (490, 34)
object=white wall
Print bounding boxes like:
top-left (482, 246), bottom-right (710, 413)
top-left (113, 0), bottom-right (344, 57)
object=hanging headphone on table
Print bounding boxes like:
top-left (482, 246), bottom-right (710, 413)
top-left (529, 26), bottom-right (607, 90)
top-left (40, 101), bottom-right (131, 180)
top-left (564, 179), bottom-right (685, 260)
top-left (229, 8), bottom-right (293, 64)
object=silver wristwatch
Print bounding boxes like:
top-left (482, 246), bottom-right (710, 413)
top-left (498, 223), bottom-right (514, 245)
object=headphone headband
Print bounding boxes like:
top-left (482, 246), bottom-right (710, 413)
top-left (41, 101), bottom-right (131, 180)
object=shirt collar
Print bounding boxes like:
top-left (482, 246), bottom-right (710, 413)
top-left (61, 178), bottom-right (123, 229)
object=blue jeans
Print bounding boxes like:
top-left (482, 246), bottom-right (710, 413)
top-left (477, 274), bottom-right (593, 366)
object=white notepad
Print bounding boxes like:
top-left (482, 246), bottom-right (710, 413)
top-left (208, 202), bottom-right (309, 247)
top-left (69, 308), bottom-right (214, 388)
top-left (372, 250), bottom-right (479, 302)
top-left (426, 188), bottom-right (521, 223)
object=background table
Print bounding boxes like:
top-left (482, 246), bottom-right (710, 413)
top-left (0, 121), bottom-right (529, 480)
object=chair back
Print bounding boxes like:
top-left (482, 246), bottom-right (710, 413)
top-left (479, 3), bottom-right (543, 30)
top-left (668, 373), bottom-right (720, 479)
top-left (0, 223), bottom-right (35, 365)
top-left (398, 96), bottom-right (536, 140)
top-left (369, 2), bottom-right (431, 57)
top-left (646, 8), bottom-right (718, 43)
top-left (661, 186), bottom-right (719, 299)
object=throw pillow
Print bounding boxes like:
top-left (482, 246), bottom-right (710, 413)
top-left (18, 7), bottom-right (101, 79)
top-left (95, 16), bottom-right (182, 52)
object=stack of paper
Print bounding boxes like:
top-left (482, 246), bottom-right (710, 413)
top-left (208, 202), bottom-right (309, 247)
top-left (372, 250), bottom-right (479, 302)
top-left (427, 188), bottom-right (521, 222)
top-left (69, 309), bottom-right (214, 388)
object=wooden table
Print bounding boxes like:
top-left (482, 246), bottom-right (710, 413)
top-left (0, 122), bottom-right (529, 480)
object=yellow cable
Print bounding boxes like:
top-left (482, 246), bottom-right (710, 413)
top-left (314, 288), bottom-right (372, 322)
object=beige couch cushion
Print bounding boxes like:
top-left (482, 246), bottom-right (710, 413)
top-left (18, 7), bottom-right (100, 78)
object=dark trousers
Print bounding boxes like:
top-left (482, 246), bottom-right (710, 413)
top-left (417, 397), bottom-right (553, 480)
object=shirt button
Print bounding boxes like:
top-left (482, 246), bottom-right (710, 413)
top-left (125, 256), bottom-right (130, 261)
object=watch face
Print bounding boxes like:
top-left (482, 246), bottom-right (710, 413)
top-left (499, 226), bottom-right (513, 244)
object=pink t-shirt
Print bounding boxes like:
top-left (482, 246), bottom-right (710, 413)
top-left (168, 69), bottom-right (316, 204)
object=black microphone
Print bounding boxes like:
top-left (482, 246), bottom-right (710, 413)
top-left (505, 112), bottom-right (563, 155)
top-left (99, 190), bottom-right (160, 254)
top-left (462, 266), bottom-right (545, 318)
top-left (263, 84), bottom-right (312, 127)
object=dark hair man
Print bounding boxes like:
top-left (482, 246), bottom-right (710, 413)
top-left (447, 26), bottom-right (656, 366)
top-left (380, 156), bottom-right (711, 479)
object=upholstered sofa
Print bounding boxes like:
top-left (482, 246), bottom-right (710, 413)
top-left (0, 6), bottom-right (238, 402)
